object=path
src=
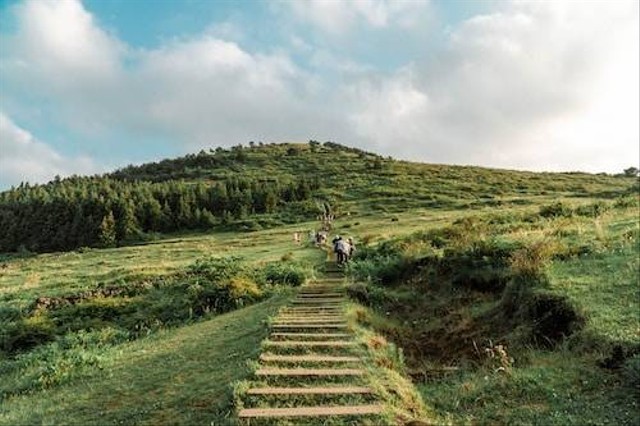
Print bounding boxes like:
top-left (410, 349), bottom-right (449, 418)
top-left (237, 262), bottom-right (383, 422)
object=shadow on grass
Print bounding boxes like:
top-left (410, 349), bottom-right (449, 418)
top-left (0, 295), bottom-right (289, 426)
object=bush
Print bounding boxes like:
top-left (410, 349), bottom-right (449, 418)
top-left (258, 262), bottom-right (307, 287)
top-left (1, 316), bottom-right (56, 355)
top-left (440, 238), bottom-right (523, 293)
top-left (187, 256), bottom-right (246, 282)
top-left (539, 202), bottom-right (573, 218)
top-left (574, 201), bottom-right (610, 217)
top-left (614, 195), bottom-right (638, 209)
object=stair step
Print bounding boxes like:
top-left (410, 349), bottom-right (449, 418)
top-left (271, 323), bottom-right (348, 329)
top-left (264, 340), bottom-right (356, 347)
top-left (270, 333), bottom-right (351, 338)
top-left (255, 368), bottom-right (365, 376)
top-left (297, 293), bottom-right (343, 297)
top-left (238, 404), bottom-right (382, 418)
top-left (260, 354), bottom-right (361, 363)
top-left (246, 386), bottom-right (373, 395)
top-left (294, 298), bottom-right (343, 301)
top-left (282, 307), bottom-right (342, 311)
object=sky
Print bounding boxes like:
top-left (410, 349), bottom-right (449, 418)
top-left (0, 0), bottom-right (638, 189)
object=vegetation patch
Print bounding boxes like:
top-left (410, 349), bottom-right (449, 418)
top-left (1, 257), bottom-right (309, 356)
top-left (346, 202), bottom-right (639, 424)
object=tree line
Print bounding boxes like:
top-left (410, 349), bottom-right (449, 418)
top-left (0, 176), bottom-right (318, 253)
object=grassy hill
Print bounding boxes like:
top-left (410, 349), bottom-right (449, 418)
top-left (1, 142), bottom-right (638, 424)
top-left (111, 141), bottom-right (633, 213)
top-left (1, 141), bottom-right (633, 253)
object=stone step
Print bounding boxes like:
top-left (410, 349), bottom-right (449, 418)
top-left (260, 354), bottom-right (361, 363)
top-left (238, 404), bottom-right (383, 418)
top-left (255, 368), bottom-right (365, 377)
top-left (246, 386), bottom-right (373, 396)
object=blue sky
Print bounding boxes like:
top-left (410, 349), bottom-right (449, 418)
top-left (0, 0), bottom-right (638, 188)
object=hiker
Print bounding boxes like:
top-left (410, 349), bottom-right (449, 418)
top-left (332, 235), bottom-right (342, 263)
top-left (334, 236), bottom-right (350, 265)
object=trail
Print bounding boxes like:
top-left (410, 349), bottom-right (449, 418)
top-left (236, 262), bottom-right (384, 422)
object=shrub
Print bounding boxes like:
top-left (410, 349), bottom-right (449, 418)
top-left (440, 238), bottom-right (523, 293)
top-left (614, 195), bottom-right (638, 209)
top-left (574, 201), bottom-right (610, 218)
top-left (258, 262), bottom-right (306, 287)
top-left (509, 240), bottom-right (556, 279)
top-left (539, 202), bottom-right (573, 218)
top-left (1, 317), bottom-right (56, 355)
top-left (187, 256), bottom-right (246, 282)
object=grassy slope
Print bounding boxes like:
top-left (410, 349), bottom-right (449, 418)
top-left (110, 142), bottom-right (633, 213)
top-left (1, 223), bottom-right (322, 312)
top-left (1, 295), bottom-right (289, 425)
top-left (347, 206), bottom-right (639, 425)
top-left (1, 143), bottom-right (637, 424)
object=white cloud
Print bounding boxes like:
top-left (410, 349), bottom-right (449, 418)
top-left (343, 0), bottom-right (639, 171)
top-left (281, 0), bottom-right (431, 35)
top-left (8, 0), bottom-right (124, 88)
top-left (0, 113), bottom-right (101, 187)
top-left (0, 0), bottom-right (637, 182)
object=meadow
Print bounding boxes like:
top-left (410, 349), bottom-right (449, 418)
top-left (1, 142), bottom-right (637, 424)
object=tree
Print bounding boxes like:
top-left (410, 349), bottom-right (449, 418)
top-left (623, 167), bottom-right (639, 177)
top-left (264, 189), bottom-right (278, 213)
top-left (99, 211), bottom-right (116, 248)
top-left (199, 209), bottom-right (216, 228)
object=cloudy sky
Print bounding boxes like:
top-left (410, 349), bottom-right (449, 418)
top-left (0, 0), bottom-right (638, 188)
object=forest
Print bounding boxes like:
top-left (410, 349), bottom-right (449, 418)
top-left (0, 175), bottom-right (319, 253)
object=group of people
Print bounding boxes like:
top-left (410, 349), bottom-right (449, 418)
top-left (332, 235), bottom-right (355, 265)
top-left (298, 223), bottom-right (356, 265)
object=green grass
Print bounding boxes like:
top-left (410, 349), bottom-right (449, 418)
top-left (343, 202), bottom-right (640, 425)
top-left (0, 294), bottom-right (290, 426)
top-left (0, 225), bottom-right (323, 312)
top-left (419, 349), bottom-right (638, 425)
top-left (549, 240), bottom-right (639, 346)
top-left (1, 142), bottom-right (637, 424)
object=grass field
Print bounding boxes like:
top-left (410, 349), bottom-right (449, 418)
top-left (1, 295), bottom-right (290, 425)
top-left (1, 144), bottom-right (638, 425)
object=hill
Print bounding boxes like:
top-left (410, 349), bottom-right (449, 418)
top-left (0, 141), bottom-right (634, 253)
top-left (0, 141), bottom-right (638, 424)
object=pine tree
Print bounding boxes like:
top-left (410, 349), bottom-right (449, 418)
top-left (199, 209), bottom-right (216, 228)
top-left (99, 211), bottom-right (116, 248)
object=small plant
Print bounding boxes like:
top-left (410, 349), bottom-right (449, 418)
top-left (483, 341), bottom-right (514, 374)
